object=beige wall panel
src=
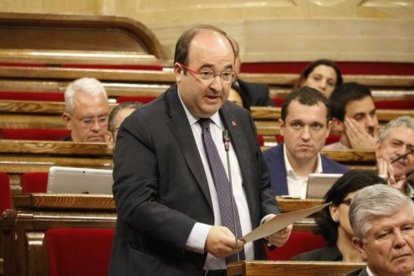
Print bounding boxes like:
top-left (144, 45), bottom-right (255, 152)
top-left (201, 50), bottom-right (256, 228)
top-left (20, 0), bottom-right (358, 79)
top-left (243, 18), bottom-right (414, 62)
top-left (0, 0), bottom-right (103, 14)
top-left (0, 0), bottom-right (413, 62)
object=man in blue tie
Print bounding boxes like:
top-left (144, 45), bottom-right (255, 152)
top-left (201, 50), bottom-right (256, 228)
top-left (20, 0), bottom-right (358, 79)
top-left (109, 25), bottom-right (291, 276)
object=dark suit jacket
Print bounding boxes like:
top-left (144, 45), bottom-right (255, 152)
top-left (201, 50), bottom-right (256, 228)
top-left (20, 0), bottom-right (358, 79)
top-left (262, 144), bottom-right (350, 195)
top-left (236, 79), bottom-right (274, 107)
top-left (292, 246), bottom-right (342, 261)
top-left (109, 85), bottom-right (279, 276)
top-left (347, 267), bottom-right (369, 276)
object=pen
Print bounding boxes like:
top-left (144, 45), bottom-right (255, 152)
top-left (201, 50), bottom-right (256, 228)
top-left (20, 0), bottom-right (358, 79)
top-left (391, 148), bottom-right (414, 164)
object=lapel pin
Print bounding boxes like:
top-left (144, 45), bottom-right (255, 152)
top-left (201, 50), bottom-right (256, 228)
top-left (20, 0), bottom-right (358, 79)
top-left (231, 120), bottom-right (237, 127)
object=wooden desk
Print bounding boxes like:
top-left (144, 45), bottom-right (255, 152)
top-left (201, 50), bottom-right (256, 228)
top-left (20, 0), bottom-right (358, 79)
top-left (227, 260), bottom-right (364, 276)
top-left (0, 194), bottom-right (116, 276)
top-left (277, 198), bottom-right (323, 213)
top-left (0, 194), bottom-right (328, 275)
top-left (0, 140), bottom-right (112, 191)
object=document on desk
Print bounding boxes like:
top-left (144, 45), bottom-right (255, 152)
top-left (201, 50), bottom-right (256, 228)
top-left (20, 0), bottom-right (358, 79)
top-left (242, 202), bottom-right (330, 243)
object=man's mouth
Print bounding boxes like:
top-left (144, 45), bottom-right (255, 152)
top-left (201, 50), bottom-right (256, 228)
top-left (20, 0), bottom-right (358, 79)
top-left (392, 252), bottom-right (412, 261)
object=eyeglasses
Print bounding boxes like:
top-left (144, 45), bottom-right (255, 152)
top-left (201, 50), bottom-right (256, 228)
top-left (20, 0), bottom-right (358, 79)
top-left (77, 115), bottom-right (109, 128)
top-left (340, 198), bottom-right (352, 206)
top-left (178, 63), bottom-right (237, 83)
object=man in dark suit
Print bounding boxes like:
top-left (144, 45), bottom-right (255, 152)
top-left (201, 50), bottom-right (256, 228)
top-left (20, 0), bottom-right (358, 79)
top-left (109, 25), bottom-right (291, 276)
top-left (232, 79), bottom-right (274, 109)
top-left (230, 38), bottom-right (274, 109)
top-left (348, 184), bottom-right (414, 276)
top-left (263, 87), bottom-right (349, 198)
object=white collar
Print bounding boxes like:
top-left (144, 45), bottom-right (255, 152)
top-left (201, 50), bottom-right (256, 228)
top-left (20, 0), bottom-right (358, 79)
top-left (283, 144), bottom-right (322, 177)
top-left (178, 89), bottom-right (222, 128)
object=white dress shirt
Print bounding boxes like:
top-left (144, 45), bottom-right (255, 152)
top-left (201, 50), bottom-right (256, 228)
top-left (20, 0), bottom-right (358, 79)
top-left (178, 94), bottom-right (254, 270)
top-left (283, 144), bottom-right (322, 199)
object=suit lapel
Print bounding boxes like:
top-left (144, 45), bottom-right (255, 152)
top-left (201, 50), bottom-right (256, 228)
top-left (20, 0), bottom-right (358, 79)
top-left (220, 104), bottom-right (255, 208)
top-left (277, 145), bottom-right (289, 195)
top-left (165, 87), bottom-right (213, 209)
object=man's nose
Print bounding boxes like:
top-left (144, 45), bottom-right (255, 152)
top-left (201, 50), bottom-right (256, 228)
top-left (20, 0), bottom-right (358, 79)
top-left (366, 116), bottom-right (376, 127)
top-left (394, 229), bottom-right (408, 248)
top-left (301, 126), bottom-right (311, 140)
top-left (91, 119), bottom-right (102, 130)
top-left (208, 75), bottom-right (224, 91)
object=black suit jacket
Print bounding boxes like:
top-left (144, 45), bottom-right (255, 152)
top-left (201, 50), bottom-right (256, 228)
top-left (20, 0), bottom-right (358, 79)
top-left (109, 85), bottom-right (279, 276)
top-left (237, 79), bottom-right (274, 107)
top-left (347, 267), bottom-right (369, 276)
top-left (292, 246), bottom-right (342, 261)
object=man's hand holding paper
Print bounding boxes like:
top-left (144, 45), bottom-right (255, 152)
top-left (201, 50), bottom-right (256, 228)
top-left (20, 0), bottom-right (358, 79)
top-left (241, 202), bottom-right (330, 244)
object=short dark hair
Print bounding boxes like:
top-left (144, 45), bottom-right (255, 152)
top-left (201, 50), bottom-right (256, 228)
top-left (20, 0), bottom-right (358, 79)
top-left (173, 25), bottom-right (235, 66)
top-left (108, 101), bottom-right (143, 133)
top-left (281, 86), bottom-right (331, 122)
top-left (329, 82), bottom-right (373, 121)
top-left (314, 170), bottom-right (386, 246)
top-left (296, 59), bottom-right (343, 89)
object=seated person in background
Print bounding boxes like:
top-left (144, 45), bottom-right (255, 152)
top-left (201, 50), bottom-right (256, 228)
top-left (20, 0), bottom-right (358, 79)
top-left (376, 116), bottom-right (414, 198)
top-left (293, 170), bottom-right (386, 262)
top-left (324, 82), bottom-right (379, 150)
top-left (228, 83), bottom-right (248, 109)
top-left (348, 184), bottom-right (414, 276)
top-left (106, 101), bottom-right (143, 151)
top-left (295, 59), bottom-right (343, 99)
top-left (62, 77), bottom-right (109, 142)
top-left (230, 37), bottom-right (274, 107)
top-left (263, 87), bottom-right (349, 198)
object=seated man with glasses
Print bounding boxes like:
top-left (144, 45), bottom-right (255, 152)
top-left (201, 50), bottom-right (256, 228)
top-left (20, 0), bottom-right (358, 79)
top-left (376, 116), bottom-right (414, 198)
top-left (62, 77), bottom-right (110, 142)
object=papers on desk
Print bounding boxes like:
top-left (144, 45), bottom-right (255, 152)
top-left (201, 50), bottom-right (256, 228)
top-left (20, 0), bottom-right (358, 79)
top-left (242, 202), bottom-right (330, 243)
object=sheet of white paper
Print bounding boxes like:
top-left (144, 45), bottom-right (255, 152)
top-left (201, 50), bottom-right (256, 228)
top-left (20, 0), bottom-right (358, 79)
top-left (242, 202), bottom-right (330, 243)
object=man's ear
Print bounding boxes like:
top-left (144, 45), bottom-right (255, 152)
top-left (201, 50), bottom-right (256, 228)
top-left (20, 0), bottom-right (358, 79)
top-left (352, 237), bottom-right (367, 260)
top-left (375, 140), bottom-right (382, 159)
top-left (174, 63), bottom-right (184, 82)
top-left (326, 120), bottom-right (333, 139)
top-left (329, 204), bottom-right (339, 223)
top-left (105, 131), bottom-right (114, 151)
top-left (331, 117), bottom-right (344, 133)
top-left (62, 112), bottom-right (72, 130)
top-left (279, 118), bottom-right (285, 136)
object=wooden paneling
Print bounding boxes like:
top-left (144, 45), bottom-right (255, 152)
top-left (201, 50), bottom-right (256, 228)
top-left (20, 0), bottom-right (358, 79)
top-left (0, 194), bottom-right (116, 276)
top-left (0, 13), bottom-right (165, 59)
top-left (227, 260), bottom-right (364, 276)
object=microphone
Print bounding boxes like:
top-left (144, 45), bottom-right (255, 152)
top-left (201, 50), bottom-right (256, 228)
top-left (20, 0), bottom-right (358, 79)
top-left (223, 129), bottom-right (230, 152)
top-left (222, 129), bottom-right (241, 261)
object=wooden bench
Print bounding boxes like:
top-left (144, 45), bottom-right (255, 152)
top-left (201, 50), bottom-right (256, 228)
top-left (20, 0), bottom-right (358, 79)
top-left (0, 12), bottom-right (165, 60)
top-left (0, 100), bottom-right (119, 130)
top-left (0, 194), bottom-right (326, 276)
top-left (0, 66), bottom-right (413, 106)
top-left (0, 139), bottom-right (378, 194)
top-left (1, 100), bottom-right (412, 140)
top-left (0, 49), bottom-right (166, 67)
top-left (0, 193), bottom-right (116, 276)
top-left (227, 260), bottom-right (365, 276)
top-left (0, 140), bottom-right (112, 192)
top-left (251, 106), bottom-right (414, 138)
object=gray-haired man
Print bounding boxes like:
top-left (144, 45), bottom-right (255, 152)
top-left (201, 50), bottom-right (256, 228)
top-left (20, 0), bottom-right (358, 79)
top-left (348, 184), bottom-right (414, 276)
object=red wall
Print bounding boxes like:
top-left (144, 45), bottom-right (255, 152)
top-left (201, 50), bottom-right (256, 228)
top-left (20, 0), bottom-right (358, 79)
top-left (241, 62), bottom-right (414, 75)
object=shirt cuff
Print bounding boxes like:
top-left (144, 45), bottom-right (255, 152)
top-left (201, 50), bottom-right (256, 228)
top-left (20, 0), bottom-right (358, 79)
top-left (261, 213), bottom-right (276, 225)
top-left (185, 222), bottom-right (212, 254)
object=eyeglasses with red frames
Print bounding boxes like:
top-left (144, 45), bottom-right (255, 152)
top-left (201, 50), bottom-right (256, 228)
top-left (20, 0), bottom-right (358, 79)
top-left (178, 63), bottom-right (237, 83)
